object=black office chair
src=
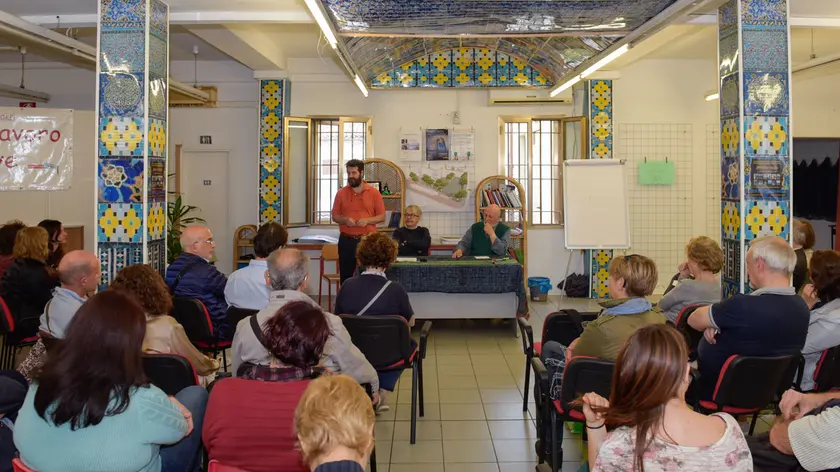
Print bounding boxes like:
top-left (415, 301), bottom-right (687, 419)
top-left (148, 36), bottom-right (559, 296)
top-left (812, 346), bottom-right (840, 392)
top-left (339, 315), bottom-right (431, 444)
top-left (224, 306), bottom-right (258, 339)
top-left (0, 296), bottom-right (39, 370)
top-left (171, 297), bottom-right (232, 371)
top-left (674, 304), bottom-right (708, 361)
top-left (143, 353), bottom-right (200, 396)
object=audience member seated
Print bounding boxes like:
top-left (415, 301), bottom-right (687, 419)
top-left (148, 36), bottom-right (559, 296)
top-left (16, 250), bottom-right (100, 381)
top-left (13, 290), bottom-right (208, 472)
top-left (111, 264), bottom-right (220, 385)
top-left (232, 248), bottom-right (379, 392)
top-left (0, 371), bottom-right (28, 471)
top-left (793, 219), bottom-right (816, 293)
top-left (294, 375), bottom-right (375, 472)
top-left (581, 324), bottom-right (752, 471)
top-left (660, 236), bottom-right (723, 323)
top-left (165, 225), bottom-right (229, 337)
top-left (225, 222), bottom-right (288, 310)
top-left (203, 300), bottom-right (332, 472)
top-left (798, 250), bottom-right (840, 391)
top-left (37, 219), bottom-right (66, 269)
top-left (689, 235), bottom-right (810, 401)
top-left (0, 227), bottom-right (58, 343)
top-left (392, 205), bottom-right (431, 257)
top-left (335, 231), bottom-right (414, 411)
top-left (0, 221), bottom-right (25, 277)
top-left (541, 254), bottom-right (665, 399)
top-left (749, 388), bottom-right (840, 471)
top-left (452, 204), bottom-right (510, 258)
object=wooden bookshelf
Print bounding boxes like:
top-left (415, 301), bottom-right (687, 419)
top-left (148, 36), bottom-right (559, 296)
top-left (365, 158), bottom-right (406, 231)
top-left (475, 175), bottom-right (528, 280)
top-left (232, 225), bottom-right (258, 271)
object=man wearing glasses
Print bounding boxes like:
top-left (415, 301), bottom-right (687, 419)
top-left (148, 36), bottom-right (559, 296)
top-left (165, 225), bottom-right (230, 337)
top-left (453, 204), bottom-right (511, 258)
top-left (392, 205), bottom-right (431, 256)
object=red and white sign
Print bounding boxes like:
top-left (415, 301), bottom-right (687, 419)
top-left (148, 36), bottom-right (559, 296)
top-left (19, 102), bottom-right (37, 108)
top-left (0, 107), bottom-right (73, 191)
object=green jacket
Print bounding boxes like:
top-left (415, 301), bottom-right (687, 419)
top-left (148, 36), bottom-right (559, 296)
top-left (469, 221), bottom-right (510, 256)
top-left (573, 298), bottom-right (666, 361)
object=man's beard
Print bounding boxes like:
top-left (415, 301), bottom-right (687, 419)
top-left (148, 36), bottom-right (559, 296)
top-left (348, 177), bottom-right (361, 188)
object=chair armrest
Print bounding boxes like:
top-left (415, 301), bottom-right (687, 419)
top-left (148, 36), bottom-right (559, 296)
top-left (419, 321), bottom-right (432, 359)
top-left (531, 356), bottom-right (548, 380)
top-left (517, 318), bottom-right (534, 356)
top-left (686, 367), bottom-right (701, 408)
top-left (794, 355), bottom-right (805, 392)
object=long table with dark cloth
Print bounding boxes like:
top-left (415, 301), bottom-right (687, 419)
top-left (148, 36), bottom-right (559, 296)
top-left (386, 258), bottom-right (528, 319)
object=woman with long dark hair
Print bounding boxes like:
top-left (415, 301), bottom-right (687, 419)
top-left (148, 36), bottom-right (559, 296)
top-left (13, 290), bottom-right (208, 472)
top-left (37, 219), bottom-right (66, 269)
top-left (581, 324), bottom-right (752, 471)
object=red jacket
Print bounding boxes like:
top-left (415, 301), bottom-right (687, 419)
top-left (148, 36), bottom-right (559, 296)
top-left (203, 378), bottom-right (310, 472)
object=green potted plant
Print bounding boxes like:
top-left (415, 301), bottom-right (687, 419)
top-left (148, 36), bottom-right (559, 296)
top-left (167, 194), bottom-right (205, 264)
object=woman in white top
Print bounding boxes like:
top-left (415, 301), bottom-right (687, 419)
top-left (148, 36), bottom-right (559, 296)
top-left (799, 250), bottom-right (840, 391)
top-left (580, 324), bottom-right (753, 472)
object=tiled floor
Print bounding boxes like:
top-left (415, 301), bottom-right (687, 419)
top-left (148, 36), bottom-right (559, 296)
top-left (366, 296), bottom-right (601, 472)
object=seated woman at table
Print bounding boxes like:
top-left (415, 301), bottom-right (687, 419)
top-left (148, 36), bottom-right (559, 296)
top-left (392, 205), bottom-right (431, 257)
top-left (334, 231), bottom-right (414, 411)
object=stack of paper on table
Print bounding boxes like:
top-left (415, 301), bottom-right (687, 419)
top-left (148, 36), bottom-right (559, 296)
top-left (440, 236), bottom-right (462, 245)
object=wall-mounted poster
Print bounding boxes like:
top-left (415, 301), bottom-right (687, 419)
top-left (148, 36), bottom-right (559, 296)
top-left (451, 129), bottom-right (474, 161)
top-left (406, 164), bottom-right (472, 212)
top-left (425, 129), bottom-right (450, 161)
top-left (399, 130), bottom-right (422, 161)
top-left (0, 107), bottom-right (73, 190)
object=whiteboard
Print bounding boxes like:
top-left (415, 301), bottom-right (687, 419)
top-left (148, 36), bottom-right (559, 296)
top-left (563, 159), bottom-right (631, 249)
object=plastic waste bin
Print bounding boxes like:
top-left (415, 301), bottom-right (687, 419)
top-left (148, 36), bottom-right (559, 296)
top-left (527, 277), bottom-right (552, 302)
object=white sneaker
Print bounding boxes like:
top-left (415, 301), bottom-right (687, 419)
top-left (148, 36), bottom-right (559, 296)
top-left (375, 390), bottom-right (391, 413)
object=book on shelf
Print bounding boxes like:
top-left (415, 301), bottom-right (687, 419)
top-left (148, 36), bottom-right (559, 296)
top-left (388, 211), bottom-right (402, 228)
top-left (481, 185), bottom-right (522, 209)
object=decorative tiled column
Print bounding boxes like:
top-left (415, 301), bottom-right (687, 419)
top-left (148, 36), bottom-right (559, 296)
top-left (718, 0), bottom-right (791, 297)
top-left (96, 0), bottom-right (169, 286)
top-left (259, 79), bottom-right (291, 224)
top-left (586, 79), bottom-right (614, 298)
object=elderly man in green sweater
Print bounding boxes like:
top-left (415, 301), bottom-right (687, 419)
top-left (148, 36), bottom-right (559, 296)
top-left (452, 204), bottom-right (511, 258)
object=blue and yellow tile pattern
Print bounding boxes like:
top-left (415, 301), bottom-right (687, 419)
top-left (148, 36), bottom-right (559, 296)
top-left (259, 79), bottom-right (290, 224)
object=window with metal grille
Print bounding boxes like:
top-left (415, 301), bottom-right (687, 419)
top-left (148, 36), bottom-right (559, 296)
top-left (310, 119), bottom-right (370, 224)
top-left (501, 118), bottom-right (563, 226)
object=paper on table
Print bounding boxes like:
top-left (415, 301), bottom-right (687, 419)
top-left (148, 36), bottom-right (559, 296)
top-left (474, 256), bottom-right (490, 260)
top-left (396, 257), bottom-right (417, 262)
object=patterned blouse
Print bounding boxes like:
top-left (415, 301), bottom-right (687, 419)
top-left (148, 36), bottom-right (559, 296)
top-left (592, 413), bottom-right (753, 472)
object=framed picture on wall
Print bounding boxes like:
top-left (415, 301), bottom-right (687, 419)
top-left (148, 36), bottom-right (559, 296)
top-left (425, 129), bottom-right (450, 161)
top-left (368, 181), bottom-right (381, 192)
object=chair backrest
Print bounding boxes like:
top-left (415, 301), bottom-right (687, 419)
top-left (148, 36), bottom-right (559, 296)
top-left (0, 295), bottom-right (15, 334)
top-left (12, 458), bottom-right (35, 472)
top-left (560, 357), bottom-right (614, 415)
top-left (339, 315), bottom-right (414, 368)
top-left (712, 354), bottom-right (798, 409)
top-left (171, 297), bottom-right (214, 343)
top-left (814, 346), bottom-right (840, 392)
top-left (674, 304), bottom-right (706, 355)
top-left (143, 353), bottom-right (200, 396)
top-left (226, 307), bottom-right (258, 332)
top-left (321, 244), bottom-right (339, 261)
top-left (208, 460), bottom-right (251, 472)
top-left (541, 310), bottom-right (598, 348)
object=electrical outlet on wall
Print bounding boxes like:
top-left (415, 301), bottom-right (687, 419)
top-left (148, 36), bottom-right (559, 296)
top-left (453, 111), bottom-right (461, 125)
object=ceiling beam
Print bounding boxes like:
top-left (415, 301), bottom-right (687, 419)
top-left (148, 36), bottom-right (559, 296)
top-left (683, 13), bottom-right (840, 27)
top-left (185, 25), bottom-right (286, 71)
top-left (18, 10), bottom-right (313, 29)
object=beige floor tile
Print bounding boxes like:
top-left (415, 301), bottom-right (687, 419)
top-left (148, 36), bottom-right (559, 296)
top-left (480, 389), bottom-right (523, 403)
top-left (444, 463), bottom-right (500, 472)
top-left (398, 378), bottom-right (438, 391)
top-left (436, 345), bottom-right (471, 354)
top-left (395, 403), bottom-right (441, 421)
top-left (438, 364), bottom-right (476, 376)
top-left (470, 355), bottom-right (508, 366)
top-left (438, 389), bottom-right (482, 404)
top-left (439, 376), bottom-right (479, 389)
top-left (472, 363), bottom-right (512, 376)
top-left (484, 403), bottom-right (531, 421)
top-left (487, 420), bottom-right (538, 440)
top-left (390, 465), bottom-right (443, 472)
top-left (390, 441), bottom-right (444, 463)
top-left (375, 421), bottom-right (395, 442)
top-left (492, 439), bottom-right (538, 463)
top-left (396, 389), bottom-right (439, 405)
top-left (393, 420), bottom-right (443, 441)
top-left (365, 464), bottom-right (388, 472)
top-left (561, 438), bottom-right (584, 462)
top-left (443, 440), bottom-right (498, 463)
top-left (440, 403), bottom-right (487, 420)
top-left (376, 406), bottom-right (397, 421)
top-left (476, 375), bottom-right (518, 389)
top-left (372, 441), bottom-right (392, 464)
top-left (437, 354), bottom-right (474, 366)
top-left (441, 421), bottom-right (492, 440)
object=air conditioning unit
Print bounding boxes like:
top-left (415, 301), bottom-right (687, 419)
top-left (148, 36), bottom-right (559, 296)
top-left (488, 89), bottom-right (572, 106)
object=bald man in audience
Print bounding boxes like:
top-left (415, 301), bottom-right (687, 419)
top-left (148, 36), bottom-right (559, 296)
top-left (453, 203), bottom-right (511, 258)
top-left (165, 225), bottom-right (230, 336)
top-left (40, 250), bottom-right (101, 338)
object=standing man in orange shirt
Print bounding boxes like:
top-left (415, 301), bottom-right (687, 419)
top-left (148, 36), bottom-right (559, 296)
top-left (332, 159), bottom-right (386, 283)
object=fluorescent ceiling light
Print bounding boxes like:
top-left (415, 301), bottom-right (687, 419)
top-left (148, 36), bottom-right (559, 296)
top-left (580, 44), bottom-right (630, 78)
top-left (304, 0), bottom-right (338, 49)
top-left (705, 92), bottom-right (719, 101)
top-left (549, 75), bottom-right (580, 97)
top-left (0, 84), bottom-right (50, 102)
top-left (354, 75), bottom-right (369, 98)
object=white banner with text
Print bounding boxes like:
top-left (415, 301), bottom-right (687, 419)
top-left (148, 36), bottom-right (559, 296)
top-left (0, 108), bottom-right (73, 190)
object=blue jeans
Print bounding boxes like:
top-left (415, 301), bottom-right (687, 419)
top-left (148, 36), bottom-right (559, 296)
top-left (160, 386), bottom-right (208, 472)
top-left (378, 370), bottom-right (403, 391)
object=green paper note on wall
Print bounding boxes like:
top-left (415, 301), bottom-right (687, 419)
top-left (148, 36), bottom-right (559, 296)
top-left (638, 161), bottom-right (675, 185)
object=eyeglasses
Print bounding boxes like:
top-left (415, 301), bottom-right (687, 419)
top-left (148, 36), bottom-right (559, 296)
top-left (405, 214), bottom-right (420, 218)
top-left (202, 238), bottom-right (215, 244)
top-left (623, 254), bottom-right (640, 261)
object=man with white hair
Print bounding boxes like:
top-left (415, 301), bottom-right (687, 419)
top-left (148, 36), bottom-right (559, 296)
top-left (689, 235), bottom-right (810, 400)
top-left (231, 248), bottom-right (379, 394)
top-left (165, 225), bottom-right (229, 336)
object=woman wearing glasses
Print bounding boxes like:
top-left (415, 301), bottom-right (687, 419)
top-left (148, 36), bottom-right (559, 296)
top-left (392, 205), bottom-right (431, 256)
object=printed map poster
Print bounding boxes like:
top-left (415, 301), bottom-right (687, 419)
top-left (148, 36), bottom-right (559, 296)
top-left (425, 128), bottom-right (450, 161)
top-left (0, 107), bottom-right (73, 190)
top-left (399, 130), bottom-right (422, 162)
top-left (406, 165), bottom-right (471, 212)
top-left (451, 129), bottom-right (474, 161)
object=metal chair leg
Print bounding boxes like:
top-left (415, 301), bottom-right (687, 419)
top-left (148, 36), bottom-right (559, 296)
top-left (550, 408), bottom-right (558, 472)
top-left (748, 413), bottom-right (759, 436)
top-left (222, 349), bottom-right (228, 373)
top-left (417, 359), bottom-right (425, 417)
top-left (523, 353), bottom-right (531, 412)
top-left (370, 446), bottom-right (377, 472)
top-left (410, 362), bottom-right (418, 444)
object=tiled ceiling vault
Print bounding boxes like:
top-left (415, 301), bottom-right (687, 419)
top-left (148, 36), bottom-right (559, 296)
top-left (319, 0), bottom-right (679, 88)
